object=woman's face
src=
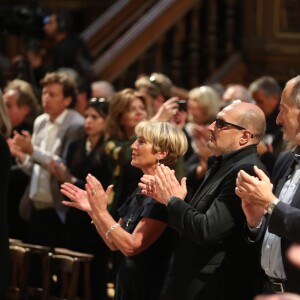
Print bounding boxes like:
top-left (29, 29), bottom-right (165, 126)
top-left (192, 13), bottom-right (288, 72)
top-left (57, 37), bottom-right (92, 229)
top-left (131, 135), bottom-right (157, 174)
top-left (119, 98), bottom-right (147, 137)
top-left (84, 107), bottom-right (106, 137)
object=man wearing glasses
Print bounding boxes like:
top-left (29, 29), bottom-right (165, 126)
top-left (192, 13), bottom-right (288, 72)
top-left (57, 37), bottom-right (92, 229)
top-left (140, 100), bottom-right (267, 300)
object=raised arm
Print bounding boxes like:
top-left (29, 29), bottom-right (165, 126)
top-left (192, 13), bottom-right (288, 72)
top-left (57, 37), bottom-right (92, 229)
top-left (84, 174), bottom-right (168, 255)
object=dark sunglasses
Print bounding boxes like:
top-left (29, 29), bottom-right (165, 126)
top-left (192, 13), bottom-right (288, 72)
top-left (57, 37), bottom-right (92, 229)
top-left (214, 118), bottom-right (246, 130)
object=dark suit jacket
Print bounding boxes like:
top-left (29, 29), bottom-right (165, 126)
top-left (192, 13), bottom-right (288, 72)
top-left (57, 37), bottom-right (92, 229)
top-left (0, 135), bottom-right (12, 298)
top-left (166, 145), bottom-right (266, 300)
top-left (255, 149), bottom-right (300, 294)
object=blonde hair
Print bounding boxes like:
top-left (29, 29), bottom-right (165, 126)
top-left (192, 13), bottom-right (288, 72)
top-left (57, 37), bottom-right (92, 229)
top-left (135, 120), bottom-right (188, 165)
top-left (135, 72), bottom-right (173, 100)
top-left (0, 90), bottom-right (11, 138)
top-left (189, 86), bottom-right (221, 124)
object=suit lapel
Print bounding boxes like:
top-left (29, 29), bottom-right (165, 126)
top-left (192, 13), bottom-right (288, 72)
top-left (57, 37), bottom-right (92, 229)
top-left (190, 159), bottom-right (233, 207)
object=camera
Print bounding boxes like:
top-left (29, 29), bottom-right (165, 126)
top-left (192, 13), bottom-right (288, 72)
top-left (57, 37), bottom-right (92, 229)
top-left (177, 100), bottom-right (187, 112)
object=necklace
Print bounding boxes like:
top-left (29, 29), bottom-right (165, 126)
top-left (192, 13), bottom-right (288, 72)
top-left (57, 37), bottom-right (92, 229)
top-left (125, 212), bottom-right (134, 230)
top-left (125, 192), bottom-right (144, 230)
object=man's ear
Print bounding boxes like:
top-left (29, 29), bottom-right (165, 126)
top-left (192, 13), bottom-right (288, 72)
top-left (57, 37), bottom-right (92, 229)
top-left (240, 130), bottom-right (253, 145)
top-left (64, 96), bottom-right (72, 108)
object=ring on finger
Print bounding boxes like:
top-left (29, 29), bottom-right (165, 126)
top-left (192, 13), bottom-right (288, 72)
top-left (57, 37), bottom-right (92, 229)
top-left (91, 189), bottom-right (97, 196)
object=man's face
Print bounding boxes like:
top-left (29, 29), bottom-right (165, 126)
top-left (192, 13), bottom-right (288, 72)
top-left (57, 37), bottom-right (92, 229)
top-left (252, 90), bottom-right (278, 116)
top-left (3, 89), bottom-right (29, 128)
top-left (136, 86), bottom-right (164, 116)
top-left (276, 83), bottom-right (300, 144)
top-left (44, 15), bottom-right (58, 37)
top-left (42, 83), bottom-right (71, 121)
top-left (207, 104), bottom-right (245, 156)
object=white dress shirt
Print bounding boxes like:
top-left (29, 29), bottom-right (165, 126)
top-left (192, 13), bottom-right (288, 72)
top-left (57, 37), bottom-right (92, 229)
top-left (261, 163), bottom-right (300, 279)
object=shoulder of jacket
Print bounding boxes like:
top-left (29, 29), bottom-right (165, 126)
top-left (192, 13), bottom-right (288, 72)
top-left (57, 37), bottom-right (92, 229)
top-left (66, 109), bottom-right (84, 124)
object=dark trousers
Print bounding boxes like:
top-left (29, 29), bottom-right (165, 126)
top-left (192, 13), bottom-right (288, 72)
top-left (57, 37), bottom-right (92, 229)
top-left (28, 207), bottom-right (68, 247)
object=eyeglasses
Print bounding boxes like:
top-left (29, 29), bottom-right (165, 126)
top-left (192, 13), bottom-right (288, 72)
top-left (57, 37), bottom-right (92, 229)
top-left (214, 118), bottom-right (246, 130)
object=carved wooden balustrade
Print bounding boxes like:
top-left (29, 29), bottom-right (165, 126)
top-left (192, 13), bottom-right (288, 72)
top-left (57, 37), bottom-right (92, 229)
top-left (81, 0), bottom-right (242, 90)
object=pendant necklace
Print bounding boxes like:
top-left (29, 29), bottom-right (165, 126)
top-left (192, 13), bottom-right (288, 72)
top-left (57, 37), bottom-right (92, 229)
top-left (126, 212), bottom-right (134, 230)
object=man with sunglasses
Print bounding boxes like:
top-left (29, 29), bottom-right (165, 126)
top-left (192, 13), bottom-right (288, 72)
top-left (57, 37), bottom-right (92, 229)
top-left (140, 100), bottom-right (267, 300)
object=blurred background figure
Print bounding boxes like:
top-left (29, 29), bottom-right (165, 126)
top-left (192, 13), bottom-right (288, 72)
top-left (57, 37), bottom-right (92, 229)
top-left (43, 11), bottom-right (93, 76)
top-left (184, 85), bottom-right (221, 198)
top-left (12, 39), bottom-right (49, 99)
top-left (49, 97), bottom-right (111, 300)
top-left (3, 79), bottom-right (40, 133)
top-left (186, 85), bottom-right (221, 152)
top-left (135, 72), bottom-right (173, 117)
top-left (249, 76), bottom-right (284, 153)
top-left (222, 83), bottom-right (253, 107)
top-left (91, 80), bottom-right (115, 100)
top-left (0, 89), bottom-right (12, 299)
top-left (7, 72), bottom-right (84, 247)
top-left (249, 76), bottom-right (288, 173)
top-left (3, 79), bottom-right (40, 241)
top-left (171, 99), bottom-right (194, 163)
top-left (75, 77), bottom-right (92, 116)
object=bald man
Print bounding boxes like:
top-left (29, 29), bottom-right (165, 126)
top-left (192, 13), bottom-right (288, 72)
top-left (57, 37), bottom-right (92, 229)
top-left (140, 101), bottom-right (267, 300)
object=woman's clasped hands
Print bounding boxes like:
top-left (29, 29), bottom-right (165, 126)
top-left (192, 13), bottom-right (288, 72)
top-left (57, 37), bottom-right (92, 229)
top-left (60, 174), bottom-right (114, 214)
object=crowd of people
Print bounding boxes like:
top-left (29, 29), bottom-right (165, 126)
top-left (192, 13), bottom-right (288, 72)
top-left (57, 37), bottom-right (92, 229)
top-left (0, 10), bottom-right (300, 300)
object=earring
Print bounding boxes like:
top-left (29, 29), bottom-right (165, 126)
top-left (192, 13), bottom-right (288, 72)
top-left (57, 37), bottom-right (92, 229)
top-left (157, 159), bottom-right (160, 166)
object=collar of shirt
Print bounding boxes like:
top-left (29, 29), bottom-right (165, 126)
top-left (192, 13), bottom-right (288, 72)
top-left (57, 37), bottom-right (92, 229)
top-left (46, 109), bottom-right (69, 127)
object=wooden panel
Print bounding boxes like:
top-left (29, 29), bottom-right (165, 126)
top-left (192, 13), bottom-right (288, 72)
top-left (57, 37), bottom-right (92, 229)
top-left (273, 0), bottom-right (300, 39)
top-left (241, 0), bottom-right (300, 85)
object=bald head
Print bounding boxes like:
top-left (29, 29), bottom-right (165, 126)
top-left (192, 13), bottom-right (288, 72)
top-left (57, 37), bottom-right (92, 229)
top-left (225, 101), bottom-right (266, 142)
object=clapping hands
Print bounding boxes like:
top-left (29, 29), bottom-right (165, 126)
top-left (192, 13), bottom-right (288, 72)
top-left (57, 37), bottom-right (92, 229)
top-left (60, 174), bottom-right (113, 215)
top-left (139, 164), bottom-right (187, 205)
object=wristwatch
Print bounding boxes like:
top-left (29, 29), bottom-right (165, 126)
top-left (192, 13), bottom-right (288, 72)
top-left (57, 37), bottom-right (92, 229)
top-left (266, 199), bottom-right (280, 215)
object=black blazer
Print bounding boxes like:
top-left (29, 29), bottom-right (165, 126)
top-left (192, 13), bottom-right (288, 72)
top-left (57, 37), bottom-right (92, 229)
top-left (166, 145), bottom-right (266, 300)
